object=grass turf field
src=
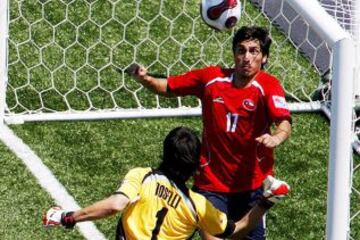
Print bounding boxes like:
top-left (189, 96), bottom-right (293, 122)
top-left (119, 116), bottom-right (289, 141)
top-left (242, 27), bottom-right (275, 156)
top-left (1, 113), bottom-right (358, 239)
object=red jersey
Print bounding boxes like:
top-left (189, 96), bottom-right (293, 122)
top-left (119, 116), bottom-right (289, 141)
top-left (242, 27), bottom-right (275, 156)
top-left (167, 66), bottom-right (291, 192)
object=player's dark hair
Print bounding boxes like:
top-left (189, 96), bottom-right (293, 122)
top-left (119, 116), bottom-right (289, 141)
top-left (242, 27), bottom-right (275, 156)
top-left (232, 26), bottom-right (272, 66)
top-left (159, 127), bottom-right (201, 183)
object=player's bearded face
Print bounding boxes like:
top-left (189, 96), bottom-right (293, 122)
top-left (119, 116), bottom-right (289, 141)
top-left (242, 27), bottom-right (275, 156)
top-left (233, 40), bottom-right (267, 81)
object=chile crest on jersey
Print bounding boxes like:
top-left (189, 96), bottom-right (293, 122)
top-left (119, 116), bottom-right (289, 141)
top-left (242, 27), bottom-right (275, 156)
top-left (242, 98), bottom-right (256, 111)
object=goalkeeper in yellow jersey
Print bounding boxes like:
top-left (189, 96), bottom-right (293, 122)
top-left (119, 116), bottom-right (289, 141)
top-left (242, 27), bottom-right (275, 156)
top-left (43, 127), bottom-right (290, 239)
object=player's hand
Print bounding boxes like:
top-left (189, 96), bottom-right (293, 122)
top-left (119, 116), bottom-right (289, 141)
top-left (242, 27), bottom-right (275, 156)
top-left (43, 207), bottom-right (76, 229)
top-left (43, 206), bottom-right (65, 228)
top-left (125, 63), bottom-right (147, 79)
top-left (255, 133), bottom-right (281, 148)
top-left (262, 175), bottom-right (290, 203)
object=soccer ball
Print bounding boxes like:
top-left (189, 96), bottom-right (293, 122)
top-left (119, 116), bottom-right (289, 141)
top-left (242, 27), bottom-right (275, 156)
top-left (200, 0), bottom-right (242, 31)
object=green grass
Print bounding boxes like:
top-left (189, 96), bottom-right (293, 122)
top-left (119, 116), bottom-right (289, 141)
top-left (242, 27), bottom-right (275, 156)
top-left (2, 113), bottom-right (356, 239)
top-left (0, 140), bottom-right (83, 240)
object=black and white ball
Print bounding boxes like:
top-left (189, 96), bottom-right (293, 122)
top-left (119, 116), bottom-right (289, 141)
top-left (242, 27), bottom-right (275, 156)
top-left (201, 0), bottom-right (242, 31)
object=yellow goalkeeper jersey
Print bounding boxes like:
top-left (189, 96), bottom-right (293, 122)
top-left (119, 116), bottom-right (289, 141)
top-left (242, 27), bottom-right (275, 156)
top-left (116, 167), bottom-right (231, 240)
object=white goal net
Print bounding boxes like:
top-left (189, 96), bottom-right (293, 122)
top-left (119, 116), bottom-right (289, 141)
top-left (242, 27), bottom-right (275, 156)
top-left (0, 0), bottom-right (359, 239)
top-left (1, 0), bottom-right (358, 121)
top-left (2, 0), bottom-right (355, 122)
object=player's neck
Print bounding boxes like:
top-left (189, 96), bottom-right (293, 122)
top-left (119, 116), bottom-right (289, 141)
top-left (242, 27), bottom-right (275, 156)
top-left (233, 73), bottom-right (257, 88)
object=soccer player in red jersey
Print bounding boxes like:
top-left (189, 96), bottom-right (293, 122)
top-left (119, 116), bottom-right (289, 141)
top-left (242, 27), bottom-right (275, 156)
top-left (128, 26), bottom-right (292, 240)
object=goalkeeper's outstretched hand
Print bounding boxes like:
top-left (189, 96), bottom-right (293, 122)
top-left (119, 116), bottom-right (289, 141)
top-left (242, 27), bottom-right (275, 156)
top-left (259, 175), bottom-right (290, 209)
top-left (43, 206), bottom-right (76, 229)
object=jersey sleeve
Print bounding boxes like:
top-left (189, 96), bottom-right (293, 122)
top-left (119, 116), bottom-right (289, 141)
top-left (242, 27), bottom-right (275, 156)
top-left (167, 68), bottom-right (207, 97)
top-left (264, 76), bottom-right (292, 124)
top-left (116, 168), bottom-right (149, 202)
top-left (191, 192), bottom-right (234, 237)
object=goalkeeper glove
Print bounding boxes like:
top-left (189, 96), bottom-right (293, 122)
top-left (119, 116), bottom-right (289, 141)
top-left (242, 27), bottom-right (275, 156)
top-left (43, 206), bottom-right (76, 229)
top-left (259, 175), bottom-right (290, 209)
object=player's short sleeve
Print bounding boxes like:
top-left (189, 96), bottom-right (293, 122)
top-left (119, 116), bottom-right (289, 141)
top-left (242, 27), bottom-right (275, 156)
top-left (167, 68), bottom-right (207, 97)
top-left (116, 167), bottom-right (150, 202)
top-left (263, 75), bottom-right (292, 124)
top-left (190, 192), bottom-right (233, 237)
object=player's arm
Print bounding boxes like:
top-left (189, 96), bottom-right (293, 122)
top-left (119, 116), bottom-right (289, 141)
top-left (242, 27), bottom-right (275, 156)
top-left (230, 204), bottom-right (267, 239)
top-left (73, 193), bottom-right (129, 222)
top-left (229, 176), bottom-right (290, 239)
top-left (273, 119), bottom-right (291, 144)
top-left (255, 119), bottom-right (291, 148)
top-left (200, 176), bottom-right (289, 239)
top-left (209, 176), bottom-right (289, 239)
top-left (43, 167), bottom-right (145, 229)
top-left (43, 194), bottom-right (130, 228)
top-left (126, 63), bottom-right (174, 97)
top-left (256, 76), bottom-right (292, 148)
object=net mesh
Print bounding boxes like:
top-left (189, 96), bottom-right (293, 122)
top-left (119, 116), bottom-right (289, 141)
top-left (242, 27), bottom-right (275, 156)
top-left (7, 0), bottom-right (324, 118)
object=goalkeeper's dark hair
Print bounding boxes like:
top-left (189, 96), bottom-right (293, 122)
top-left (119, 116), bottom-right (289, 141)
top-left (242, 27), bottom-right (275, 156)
top-left (232, 26), bottom-right (272, 66)
top-left (159, 127), bottom-right (201, 183)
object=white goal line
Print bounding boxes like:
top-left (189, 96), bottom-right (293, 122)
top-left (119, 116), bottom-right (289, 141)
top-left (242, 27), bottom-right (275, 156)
top-left (0, 124), bottom-right (106, 240)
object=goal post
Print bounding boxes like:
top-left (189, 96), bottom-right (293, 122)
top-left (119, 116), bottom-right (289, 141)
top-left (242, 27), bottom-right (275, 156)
top-left (354, 0), bottom-right (360, 99)
top-left (327, 38), bottom-right (354, 240)
top-left (286, 1), bottom-right (355, 239)
top-left (0, 0), bottom-right (9, 125)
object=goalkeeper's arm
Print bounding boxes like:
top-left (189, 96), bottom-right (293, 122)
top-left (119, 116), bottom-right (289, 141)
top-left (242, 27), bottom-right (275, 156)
top-left (72, 193), bottom-right (129, 222)
top-left (43, 193), bottom-right (130, 228)
top-left (229, 176), bottom-right (290, 239)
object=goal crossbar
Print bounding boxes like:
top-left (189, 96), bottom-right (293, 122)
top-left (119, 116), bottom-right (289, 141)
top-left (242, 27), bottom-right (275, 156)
top-left (3, 101), bottom-right (322, 124)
